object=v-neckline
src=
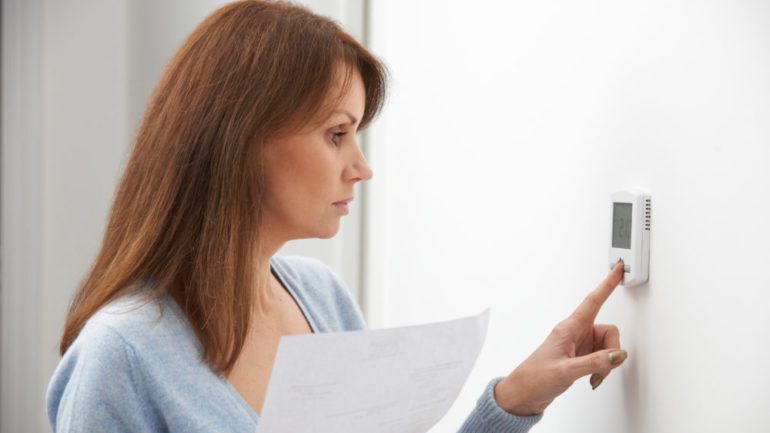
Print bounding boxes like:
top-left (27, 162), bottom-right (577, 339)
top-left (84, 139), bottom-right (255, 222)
top-left (270, 257), bottom-right (317, 335)
top-left (219, 256), bottom-right (318, 423)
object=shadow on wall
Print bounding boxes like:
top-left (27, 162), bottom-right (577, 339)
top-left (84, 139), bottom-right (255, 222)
top-left (622, 281), bottom-right (651, 433)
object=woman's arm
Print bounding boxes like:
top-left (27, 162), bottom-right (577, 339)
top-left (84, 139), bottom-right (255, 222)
top-left (458, 377), bottom-right (543, 433)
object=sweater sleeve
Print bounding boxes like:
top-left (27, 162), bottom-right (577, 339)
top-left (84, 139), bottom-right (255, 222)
top-left (46, 322), bottom-right (159, 433)
top-left (457, 377), bottom-right (543, 433)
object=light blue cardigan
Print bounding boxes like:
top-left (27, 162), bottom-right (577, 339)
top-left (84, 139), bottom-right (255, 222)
top-left (46, 255), bottom-right (542, 432)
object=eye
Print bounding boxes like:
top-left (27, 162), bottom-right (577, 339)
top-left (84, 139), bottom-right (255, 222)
top-left (329, 130), bottom-right (347, 147)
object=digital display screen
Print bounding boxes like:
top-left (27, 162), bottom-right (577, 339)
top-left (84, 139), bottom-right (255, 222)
top-left (612, 203), bottom-right (632, 249)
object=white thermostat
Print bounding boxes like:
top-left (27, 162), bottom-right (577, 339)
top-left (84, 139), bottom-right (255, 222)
top-left (608, 190), bottom-right (651, 287)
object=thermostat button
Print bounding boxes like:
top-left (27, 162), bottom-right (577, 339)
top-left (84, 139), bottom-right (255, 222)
top-left (608, 262), bottom-right (632, 273)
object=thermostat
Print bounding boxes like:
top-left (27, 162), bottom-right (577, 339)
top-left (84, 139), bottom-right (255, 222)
top-left (608, 190), bottom-right (651, 287)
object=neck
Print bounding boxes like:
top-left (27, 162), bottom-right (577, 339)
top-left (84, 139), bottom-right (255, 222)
top-left (254, 219), bottom-right (290, 311)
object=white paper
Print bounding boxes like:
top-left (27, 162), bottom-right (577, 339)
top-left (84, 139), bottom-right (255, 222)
top-left (256, 309), bottom-right (490, 433)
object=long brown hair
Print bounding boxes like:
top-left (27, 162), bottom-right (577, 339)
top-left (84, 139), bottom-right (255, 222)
top-left (60, 0), bottom-right (387, 373)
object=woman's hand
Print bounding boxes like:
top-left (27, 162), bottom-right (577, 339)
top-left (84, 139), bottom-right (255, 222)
top-left (494, 260), bottom-right (628, 416)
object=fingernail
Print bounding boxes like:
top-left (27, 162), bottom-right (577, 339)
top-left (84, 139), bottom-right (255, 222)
top-left (590, 374), bottom-right (604, 390)
top-left (609, 350), bottom-right (628, 365)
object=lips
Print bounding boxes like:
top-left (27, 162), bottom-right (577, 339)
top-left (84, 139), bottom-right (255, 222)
top-left (333, 198), bottom-right (352, 216)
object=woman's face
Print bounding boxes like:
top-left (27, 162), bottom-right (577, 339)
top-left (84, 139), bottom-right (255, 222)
top-left (260, 70), bottom-right (372, 242)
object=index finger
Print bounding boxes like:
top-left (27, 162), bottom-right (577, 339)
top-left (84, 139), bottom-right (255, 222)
top-left (572, 260), bottom-right (625, 321)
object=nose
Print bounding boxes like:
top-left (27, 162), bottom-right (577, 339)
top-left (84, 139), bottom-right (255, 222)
top-left (345, 142), bottom-right (374, 182)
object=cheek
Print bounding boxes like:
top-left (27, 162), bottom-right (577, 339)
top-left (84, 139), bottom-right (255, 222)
top-left (265, 145), bottom-right (338, 208)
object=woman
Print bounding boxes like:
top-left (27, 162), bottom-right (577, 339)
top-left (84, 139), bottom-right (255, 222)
top-left (46, 1), bottom-right (627, 432)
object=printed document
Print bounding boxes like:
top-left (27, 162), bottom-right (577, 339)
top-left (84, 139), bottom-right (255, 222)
top-left (256, 309), bottom-right (490, 433)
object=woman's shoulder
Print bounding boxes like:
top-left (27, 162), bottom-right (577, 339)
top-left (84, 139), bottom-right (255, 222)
top-left (271, 254), bottom-right (367, 331)
top-left (47, 290), bottom-right (255, 432)
top-left (84, 289), bottom-right (196, 354)
top-left (53, 289), bottom-right (202, 389)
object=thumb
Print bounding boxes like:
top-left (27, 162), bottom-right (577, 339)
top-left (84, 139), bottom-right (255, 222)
top-left (564, 349), bottom-right (628, 381)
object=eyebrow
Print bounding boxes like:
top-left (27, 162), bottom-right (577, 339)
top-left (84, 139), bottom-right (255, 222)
top-left (332, 110), bottom-right (359, 126)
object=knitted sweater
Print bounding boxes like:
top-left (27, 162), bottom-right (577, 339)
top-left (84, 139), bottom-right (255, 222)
top-left (46, 255), bottom-right (542, 432)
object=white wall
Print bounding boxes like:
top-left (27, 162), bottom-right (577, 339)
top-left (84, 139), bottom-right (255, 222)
top-left (1, 1), bottom-right (366, 431)
top-left (366, 1), bottom-right (770, 432)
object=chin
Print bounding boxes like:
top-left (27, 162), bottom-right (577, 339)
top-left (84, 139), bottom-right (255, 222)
top-left (292, 224), bottom-right (339, 241)
top-left (316, 228), bottom-right (340, 239)
top-left (316, 222), bottom-right (341, 239)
